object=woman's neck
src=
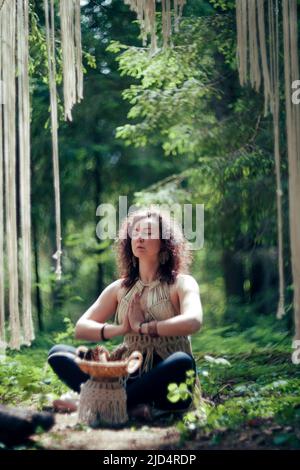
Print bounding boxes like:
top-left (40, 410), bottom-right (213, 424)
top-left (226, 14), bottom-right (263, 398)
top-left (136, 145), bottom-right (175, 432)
top-left (138, 259), bottom-right (160, 284)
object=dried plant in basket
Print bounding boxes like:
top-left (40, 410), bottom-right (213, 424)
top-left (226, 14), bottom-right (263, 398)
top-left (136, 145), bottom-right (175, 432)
top-left (75, 344), bottom-right (143, 379)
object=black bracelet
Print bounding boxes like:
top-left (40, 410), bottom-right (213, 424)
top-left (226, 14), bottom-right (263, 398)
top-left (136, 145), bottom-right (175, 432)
top-left (100, 323), bottom-right (109, 341)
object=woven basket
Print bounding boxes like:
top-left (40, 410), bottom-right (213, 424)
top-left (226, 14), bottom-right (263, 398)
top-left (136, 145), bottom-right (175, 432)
top-left (75, 350), bottom-right (143, 379)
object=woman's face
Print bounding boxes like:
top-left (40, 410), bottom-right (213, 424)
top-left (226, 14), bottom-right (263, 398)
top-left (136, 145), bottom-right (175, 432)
top-left (131, 216), bottom-right (161, 260)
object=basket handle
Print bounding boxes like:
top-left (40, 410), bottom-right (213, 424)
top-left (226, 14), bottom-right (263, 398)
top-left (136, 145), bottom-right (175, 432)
top-left (127, 351), bottom-right (143, 375)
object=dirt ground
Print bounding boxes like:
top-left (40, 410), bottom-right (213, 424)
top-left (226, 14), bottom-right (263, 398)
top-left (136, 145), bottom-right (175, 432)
top-left (27, 411), bottom-right (291, 450)
top-left (30, 411), bottom-right (183, 450)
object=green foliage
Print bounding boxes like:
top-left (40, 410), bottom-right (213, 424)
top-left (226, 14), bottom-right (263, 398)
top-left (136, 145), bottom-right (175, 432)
top-left (107, 16), bottom-right (219, 157)
top-left (167, 370), bottom-right (195, 403)
top-left (53, 317), bottom-right (77, 345)
top-left (209, 0), bottom-right (236, 11)
top-left (168, 320), bottom-right (300, 448)
top-left (0, 348), bottom-right (68, 410)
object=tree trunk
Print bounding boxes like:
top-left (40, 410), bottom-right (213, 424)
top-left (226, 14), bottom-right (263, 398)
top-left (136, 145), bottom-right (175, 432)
top-left (221, 248), bottom-right (246, 302)
top-left (249, 248), bottom-right (278, 315)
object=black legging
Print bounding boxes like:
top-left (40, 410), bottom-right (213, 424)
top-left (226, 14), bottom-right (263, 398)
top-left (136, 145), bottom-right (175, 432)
top-left (47, 344), bottom-right (196, 411)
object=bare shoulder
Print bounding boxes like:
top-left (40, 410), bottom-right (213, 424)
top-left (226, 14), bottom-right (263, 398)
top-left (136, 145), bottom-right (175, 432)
top-left (174, 273), bottom-right (200, 293)
top-left (100, 278), bottom-right (124, 300)
top-left (114, 278), bottom-right (129, 302)
top-left (105, 278), bottom-right (124, 291)
top-left (169, 273), bottom-right (199, 303)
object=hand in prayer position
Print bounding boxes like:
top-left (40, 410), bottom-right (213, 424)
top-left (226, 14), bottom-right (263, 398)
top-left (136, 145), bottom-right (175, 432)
top-left (128, 292), bottom-right (146, 333)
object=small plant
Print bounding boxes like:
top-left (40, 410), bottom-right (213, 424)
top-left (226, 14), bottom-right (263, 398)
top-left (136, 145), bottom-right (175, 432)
top-left (167, 369), bottom-right (208, 443)
top-left (53, 317), bottom-right (77, 345)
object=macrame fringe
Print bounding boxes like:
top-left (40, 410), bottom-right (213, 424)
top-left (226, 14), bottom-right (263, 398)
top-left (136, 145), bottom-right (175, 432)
top-left (0, 0), bottom-right (84, 349)
top-left (235, 0), bottom-right (286, 320)
top-left (257, 0), bottom-right (271, 116)
top-left (1, 0), bottom-right (21, 349)
top-left (268, 0), bottom-right (285, 320)
top-left (74, 0), bottom-right (83, 103)
top-left (124, 0), bottom-right (186, 52)
top-left (44, 0), bottom-right (63, 280)
top-left (0, 0), bottom-right (36, 349)
top-left (282, 0), bottom-right (300, 337)
top-left (44, 0), bottom-right (84, 278)
top-left (236, 0), bottom-right (248, 86)
top-left (59, 0), bottom-right (83, 121)
top-left (0, 0), bottom-right (5, 349)
top-left (248, 0), bottom-right (261, 91)
top-left (17, 0), bottom-right (35, 344)
top-left (78, 378), bottom-right (128, 426)
top-left (123, 333), bottom-right (194, 376)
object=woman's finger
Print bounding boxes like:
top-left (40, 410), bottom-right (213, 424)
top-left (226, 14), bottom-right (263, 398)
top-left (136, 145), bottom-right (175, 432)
top-left (131, 293), bottom-right (139, 305)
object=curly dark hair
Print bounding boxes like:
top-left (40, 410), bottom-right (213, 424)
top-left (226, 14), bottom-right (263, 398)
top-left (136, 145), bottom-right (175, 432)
top-left (114, 205), bottom-right (193, 289)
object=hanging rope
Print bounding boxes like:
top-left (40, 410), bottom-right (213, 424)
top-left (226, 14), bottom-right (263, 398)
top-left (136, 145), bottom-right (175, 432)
top-left (17, 0), bottom-right (35, 343)
top-left (1, 0), bottom-right (21, 349)
top-left (248, 0), bottom-right (261, 91)
top-left (257, 0), bottom-right (271, 116)
top-left (268, 0), bottom-right (285, 319)
top-left (235, 0), bottom-right (248, 86)
top-left (235, 0), bottom-right (285, 320)
top-left (282, 0), bottom-right (300, 339)
top-left (43, 0), bottom-right (84, 277)
top-left (0, 0), bottom-right (5, 348)
top-left (123, 0), bottom-right (186, 52)
top-left (75, 0), bottom-right (83, 104)
top-left (44, 0), bottom-right (62, 280)
top-left (60, 0), bottom-right (83, 121)
top-left (0, 0), bottom-right (85, 349)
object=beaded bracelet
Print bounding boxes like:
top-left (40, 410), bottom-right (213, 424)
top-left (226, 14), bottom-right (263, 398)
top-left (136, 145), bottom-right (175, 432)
top-left (138, 320), bottom-right (148, 335)
top-left (148, 320), bottom-right (159, 338)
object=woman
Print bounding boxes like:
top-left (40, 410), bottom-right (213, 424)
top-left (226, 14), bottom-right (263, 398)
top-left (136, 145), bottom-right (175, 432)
top-left (48, 206), bottom-right (203, 420)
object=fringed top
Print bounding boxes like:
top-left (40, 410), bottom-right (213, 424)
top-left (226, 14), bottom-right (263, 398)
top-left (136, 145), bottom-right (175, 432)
top-left (113, 276), bottom-right (204, 413)
top-left (114, 277), bottom-right (194, 373)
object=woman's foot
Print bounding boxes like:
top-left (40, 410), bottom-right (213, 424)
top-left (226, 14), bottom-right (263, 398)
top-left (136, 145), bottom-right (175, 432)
top-left (52, 392), bottom-right (79, 413)
top-left (128, 403), bottom-right (153, 422)
top-left (53, 399), bottom-right (78, 413)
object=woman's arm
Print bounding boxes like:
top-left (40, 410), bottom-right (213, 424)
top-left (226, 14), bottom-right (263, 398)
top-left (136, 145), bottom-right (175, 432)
top-left (74, 279), bottom-right (126, 342)
top-left (141, 274), bottom-right (203, 337)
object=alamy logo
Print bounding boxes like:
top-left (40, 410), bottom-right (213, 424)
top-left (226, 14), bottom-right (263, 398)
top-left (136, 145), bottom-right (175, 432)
top-left (292, 80), bottom-right (300, 104)
top-left (95, 197), bottom-right (204, 250)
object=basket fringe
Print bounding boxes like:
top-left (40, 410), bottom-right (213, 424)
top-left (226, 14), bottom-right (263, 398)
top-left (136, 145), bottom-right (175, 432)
top-left (78, 378), bottom-right (128, 426)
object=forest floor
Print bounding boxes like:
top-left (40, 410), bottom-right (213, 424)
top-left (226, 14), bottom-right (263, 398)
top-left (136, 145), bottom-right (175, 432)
top-left (26, 407), bottom-right (298, 450)
top-left (1, 317), bottom-right (300, 450)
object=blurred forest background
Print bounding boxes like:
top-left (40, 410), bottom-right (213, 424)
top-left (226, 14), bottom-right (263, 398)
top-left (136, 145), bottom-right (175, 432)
top-left (28, 0), bottom-right (293, 336)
